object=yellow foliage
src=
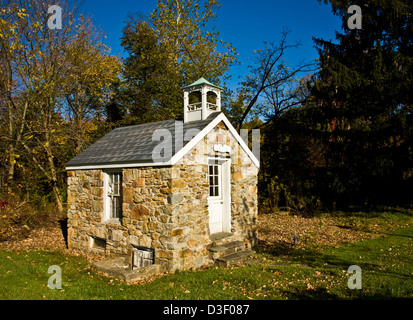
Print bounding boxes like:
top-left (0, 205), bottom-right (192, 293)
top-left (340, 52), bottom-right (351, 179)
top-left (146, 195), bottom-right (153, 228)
top-left (17, 11), bottom-right (29, 18)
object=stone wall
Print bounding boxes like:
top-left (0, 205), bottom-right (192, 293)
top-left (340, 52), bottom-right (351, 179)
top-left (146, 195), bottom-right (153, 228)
top-left (198, 121), bottom-right (259, 248)
top-left (67, 121), bottom-right (258, 272)
top-left (67, 166), bottom-right (212, 271)
top-left (121, 165), bottom-right (212, 271)
top-left (67, 169), bottom-right (105, 254)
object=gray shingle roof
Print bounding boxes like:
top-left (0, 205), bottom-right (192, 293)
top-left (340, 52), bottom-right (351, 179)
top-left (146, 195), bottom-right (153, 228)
top-left (66, 112), bottom-right (221, 167)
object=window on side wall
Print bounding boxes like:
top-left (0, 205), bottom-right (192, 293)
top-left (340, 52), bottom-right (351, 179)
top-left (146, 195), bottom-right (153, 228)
top-left (104, 171), bottom-right (122, 222)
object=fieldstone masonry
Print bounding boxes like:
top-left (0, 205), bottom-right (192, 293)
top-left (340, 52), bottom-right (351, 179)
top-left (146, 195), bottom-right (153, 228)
top-left (67, 121), bottom-right (258, 272)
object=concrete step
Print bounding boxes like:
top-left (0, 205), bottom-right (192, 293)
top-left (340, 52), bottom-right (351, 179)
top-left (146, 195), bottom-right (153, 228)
top-left (208, 240), bottom-right (246, 260)
top-left (92, 257), bottom-right (161, 283)
top-left (209, 232), bottom-right (235, 246)
top-left (215, 250), bottom-right (255, 267)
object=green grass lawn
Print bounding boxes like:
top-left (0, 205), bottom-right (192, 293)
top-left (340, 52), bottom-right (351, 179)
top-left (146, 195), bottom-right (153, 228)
top-left (1, 213), bottom-right (413, 300)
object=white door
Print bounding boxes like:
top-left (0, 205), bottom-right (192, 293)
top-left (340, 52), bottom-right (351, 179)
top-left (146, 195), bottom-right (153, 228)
top-left (208, 160), bottom-right (230, 234)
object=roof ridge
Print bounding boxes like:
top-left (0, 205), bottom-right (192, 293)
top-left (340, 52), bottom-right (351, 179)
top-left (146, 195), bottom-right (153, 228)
top-left (112, 118), bottom-right (178, 131)
top-left (65, 112), bottom-right (223, 167)
top-left (111, 111), bottom-right (222, 131)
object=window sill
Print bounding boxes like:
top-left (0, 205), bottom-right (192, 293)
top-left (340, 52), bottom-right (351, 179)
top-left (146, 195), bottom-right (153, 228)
top-left (103, 219), bottom-right (126, 229)
top-left (104, 218), bottom-right (121, 224)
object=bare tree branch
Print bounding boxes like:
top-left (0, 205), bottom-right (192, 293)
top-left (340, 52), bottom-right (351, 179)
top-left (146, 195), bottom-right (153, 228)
top-left (236, 29), bottom-right (315, 130)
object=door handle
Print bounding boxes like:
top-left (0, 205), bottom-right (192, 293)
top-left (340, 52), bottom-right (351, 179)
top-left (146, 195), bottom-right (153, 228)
top-left (220, 201), bottom-right (223, 204)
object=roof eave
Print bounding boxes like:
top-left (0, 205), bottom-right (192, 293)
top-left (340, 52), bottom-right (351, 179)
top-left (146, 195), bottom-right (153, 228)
top-left (66, 160), bottom-right (173, 171)
top-left (66, 113), bottom-right (260, 171)
top-left (182, 77), bottom-right (224, 90)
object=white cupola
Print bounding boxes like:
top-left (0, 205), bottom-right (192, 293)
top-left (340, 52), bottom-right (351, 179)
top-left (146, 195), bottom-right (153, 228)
top-left (183, 77), bottom-right (223, 123)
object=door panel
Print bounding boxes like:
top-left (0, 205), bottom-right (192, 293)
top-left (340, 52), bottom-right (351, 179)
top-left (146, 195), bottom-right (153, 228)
top-left (208, 160), bottom-right (229, 234)
top-left (208, 198), bottom-right (223, 234)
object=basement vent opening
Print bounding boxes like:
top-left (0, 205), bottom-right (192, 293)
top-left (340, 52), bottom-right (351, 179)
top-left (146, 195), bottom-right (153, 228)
top-left (91, 236), bottom-right (106, 250)
top-left (132, 246), bottom-right (154, 270)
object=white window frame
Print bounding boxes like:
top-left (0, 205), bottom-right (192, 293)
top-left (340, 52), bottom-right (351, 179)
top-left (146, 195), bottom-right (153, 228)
top-left (104, 170), bottom-right (123, 223)
top-left (208, 163), bottom-right (222, 199)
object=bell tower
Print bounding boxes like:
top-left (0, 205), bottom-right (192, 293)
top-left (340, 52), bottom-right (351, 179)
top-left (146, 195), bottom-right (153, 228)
top-left (183, 77), bottom-right (223, 123)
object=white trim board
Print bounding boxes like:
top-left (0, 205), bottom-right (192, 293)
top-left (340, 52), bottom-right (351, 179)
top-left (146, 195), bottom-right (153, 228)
top-left (66, 113), bottom-right (260, 170)
top-left (170, 113), bottom-right (260, 168)
top-left (66, 161), bottom-right (171, 171)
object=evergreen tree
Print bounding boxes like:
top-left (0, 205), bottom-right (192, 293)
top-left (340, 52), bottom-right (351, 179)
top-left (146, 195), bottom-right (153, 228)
top-left (310, 0), bottom-right (413, 208)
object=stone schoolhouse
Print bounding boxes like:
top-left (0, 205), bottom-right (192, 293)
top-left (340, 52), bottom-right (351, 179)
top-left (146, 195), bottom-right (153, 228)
top-left (66, 78), bottom-right (259, 272)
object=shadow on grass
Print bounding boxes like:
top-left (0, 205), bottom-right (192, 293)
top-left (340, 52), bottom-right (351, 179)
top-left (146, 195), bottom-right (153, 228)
top-left (384, 230), bottom-right (413, 239)
top-left (282, 287), bottom-right (341, 300)
top-left (256, 238), bottom-right (380, 271)
top-left (257, 239), bottom-right (339, 267)
top-left (283, 288), bottom-right (410, 300)
top-left (58, 217), bottom-right (68, 248)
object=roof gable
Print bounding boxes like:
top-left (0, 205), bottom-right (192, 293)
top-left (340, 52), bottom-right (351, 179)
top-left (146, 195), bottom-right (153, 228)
top-left (170, 113), bottom-right (259, 168)
top-left (66, 112), bottom-right (259, 170)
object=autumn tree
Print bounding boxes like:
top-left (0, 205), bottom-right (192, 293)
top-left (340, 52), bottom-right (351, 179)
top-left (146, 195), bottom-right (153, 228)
top-left (150, 0), bottom-right (237, 84)
top-left (114, 0), bottom-right (237, 124)
top-left (0, 2), bottom-right (29, 193)
top-left (0, 0), bottom-right (121, 212)
top-left (116, 16), bottom-right (181, 124)
top-left (63, 15), bottom-right (121, 154)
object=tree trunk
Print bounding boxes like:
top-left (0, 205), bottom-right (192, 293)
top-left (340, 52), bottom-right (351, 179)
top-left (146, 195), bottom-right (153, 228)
top-left (7, 147), bottom-right (16, 194)
top-left (20, 138), bottom-right (64, 214)
top-left (5, 63), bottom-right (14, 194)
top-left (6, 100), bottom-right (28, 193)
top-left (45, 97), bottom-right (64, 214)
top-left (49, 157), bottom-right (64, 214)
top-left (7, 100), bottom-right (15, 194)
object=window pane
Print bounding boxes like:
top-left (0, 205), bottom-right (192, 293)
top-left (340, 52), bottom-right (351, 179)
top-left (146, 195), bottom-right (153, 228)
top-left (214, 176), bottom-right (218, 186)
top-left (209, 176), bottom-right (214, 186)
top-left (214, 165), bottom-right (218, 175)
top-left (109, 174), bottom-right (113, 194)
top-left (109, 173), bottom-right (122, 196)
top-left (209, 166), bottom-right (213, 175)
top-left (116, 204), bottom-right (120, 218)
top-left (209, 187), bottom-right (214, 197)
top-left (215, 186), bottom-right (219, 196)
top-left (115, 197), bottom-right (119, 217)
top-left (110, 197), bottom-right (115, 217)
top-left (107, 172), bottom-right (122, 219)
top-left (113, 196), bottom-right (120, 218)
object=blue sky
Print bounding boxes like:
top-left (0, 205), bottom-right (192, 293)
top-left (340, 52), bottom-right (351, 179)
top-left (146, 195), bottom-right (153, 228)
top-left (81, 0), bottom-right (342, 90)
